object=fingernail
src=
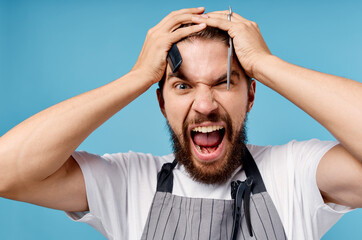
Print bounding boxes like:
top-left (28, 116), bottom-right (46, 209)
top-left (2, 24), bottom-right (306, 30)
top-left (192, 16), bottom-right (200, 21)
top-left (199, 23), bottom-right (206, 28)
top-left (201, 14), bottom-right (208, 18)
top-left (197, 7), bottom-right (204, 10)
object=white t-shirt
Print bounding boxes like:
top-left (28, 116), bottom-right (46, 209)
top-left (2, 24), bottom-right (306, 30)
top-left (66, 139), bottom-right (351, 240)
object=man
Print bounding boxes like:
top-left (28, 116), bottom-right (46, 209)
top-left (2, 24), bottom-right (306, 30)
top-left (0, 7), bottom-right (361, 239)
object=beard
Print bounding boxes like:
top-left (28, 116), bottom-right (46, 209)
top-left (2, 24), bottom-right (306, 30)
top-left (167, 113), bottom-right (248, 185)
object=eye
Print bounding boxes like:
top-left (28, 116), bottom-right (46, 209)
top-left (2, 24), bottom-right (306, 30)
top-left (216, 80), bottom-right (228, 86)
top-left (175, 83), bottom-right (190, 90)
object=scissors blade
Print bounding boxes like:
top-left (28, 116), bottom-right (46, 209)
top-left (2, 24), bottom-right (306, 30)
top-left (227, 46), bottom-right (232, 90)
top-left (227, 6), bottom-right (233, 91)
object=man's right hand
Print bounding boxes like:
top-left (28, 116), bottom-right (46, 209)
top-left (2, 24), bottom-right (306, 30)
top-left (131, 7), bottom-right (207, 84)
top-left (0, 7), bottom-right (208, 213)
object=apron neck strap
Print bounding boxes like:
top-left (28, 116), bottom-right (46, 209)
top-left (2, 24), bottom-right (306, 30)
top-left (156, 159), bottom-right (177, 193)
top-left (243, 147), bottom-right (266, 194)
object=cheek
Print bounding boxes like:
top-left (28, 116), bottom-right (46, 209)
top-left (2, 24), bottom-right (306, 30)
top-left (164, 96), bottom-right (192, 133)
top-left (218, 93), bottom-right (248, 127)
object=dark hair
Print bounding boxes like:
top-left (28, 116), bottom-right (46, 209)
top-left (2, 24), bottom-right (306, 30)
top-left (158, 25), bottom-right (251, 92)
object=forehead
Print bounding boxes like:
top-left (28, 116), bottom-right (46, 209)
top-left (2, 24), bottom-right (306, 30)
top-left (166, 39), bottom-right (229, 82)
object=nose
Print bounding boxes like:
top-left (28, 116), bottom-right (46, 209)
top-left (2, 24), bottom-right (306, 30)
top-left (191, 87), bottom-right (218, 116)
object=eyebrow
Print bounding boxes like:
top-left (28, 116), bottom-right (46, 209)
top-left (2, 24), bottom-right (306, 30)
top-left (167, 71), bottom-right (189, 81)
top-left (167, 70), bottom-right (241, 84)
top-left (216, 71), bottom-right (241, 83)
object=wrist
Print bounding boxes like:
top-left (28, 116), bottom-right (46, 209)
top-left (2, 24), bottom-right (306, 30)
top-left (250, 55), bottom-right (280, 81)
top-left (130, 64), bottom-right (166, 86)
top-left (127, 68), bottom-right (157, 89)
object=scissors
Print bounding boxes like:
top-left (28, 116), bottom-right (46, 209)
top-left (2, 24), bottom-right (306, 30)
top-left (227, 6), bottom-right (233, 91)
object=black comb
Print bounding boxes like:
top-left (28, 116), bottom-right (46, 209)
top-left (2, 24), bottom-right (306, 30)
top-left (167, 44), bottom-right (182, 73)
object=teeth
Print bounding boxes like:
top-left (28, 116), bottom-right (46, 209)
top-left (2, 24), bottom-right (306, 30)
top-left (192, 125), bottom-right (224, 133)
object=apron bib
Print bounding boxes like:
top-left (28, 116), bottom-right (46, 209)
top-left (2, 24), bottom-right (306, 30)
top-left (141, 149), bottom-right (287, 240)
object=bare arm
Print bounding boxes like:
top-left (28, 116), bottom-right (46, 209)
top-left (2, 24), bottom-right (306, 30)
top-left (253, 55), bottom-right (362, 208)
top-left (0, 71), bottom-right (152, 211)
top-left (0, 7), bottom-right (207, 212)
top-left (195, 11), bottom-right (362, 207)
top-left (252, 56), bottom-right (362, 161)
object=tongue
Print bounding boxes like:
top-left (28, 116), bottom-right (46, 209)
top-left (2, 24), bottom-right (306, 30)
top-left (193, 131), bottom-right (222, 147)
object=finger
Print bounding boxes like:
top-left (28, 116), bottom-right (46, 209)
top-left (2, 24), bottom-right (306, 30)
top-left (169, 14), bottom-right (208, 32)
top-left (191, 16), bottom-right (231, 33)
top-left (204, 12), bottom-right (235, 22)
top-left (170, 23), bottom-right (207, 43)
top-left (205, 10), bottom-right (229, 19)
top-left (158, 7), bottom-right (205, 27)
top-left (170, 15), bottom-right (208, 32)
top-left (203, 13), bottom-right (259, 31)
top-left (207, 10), bottom-right (229, 14)
top-left (162, 13), bottom-right (208, 33)
top-left (205, 12), bottom-right (246, 22)
top-left (174, 7), bottom-right (205, 15)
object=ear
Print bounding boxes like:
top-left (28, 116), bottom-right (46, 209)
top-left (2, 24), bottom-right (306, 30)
top-left (156, 88), bottom-right (167, 118)
top-left (247, 80), bottom-right (256, 112)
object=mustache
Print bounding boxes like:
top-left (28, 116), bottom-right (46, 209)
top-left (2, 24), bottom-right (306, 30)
top-left (185, 113), bottom-right (224, 125)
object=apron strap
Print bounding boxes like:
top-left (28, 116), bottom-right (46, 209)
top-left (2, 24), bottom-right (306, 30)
top-left (230, 147), bottom-right (267, 239)
top-left (156, 159), bottom-right (178, 193)
top-left (243, 147), bottom-right (267, 194)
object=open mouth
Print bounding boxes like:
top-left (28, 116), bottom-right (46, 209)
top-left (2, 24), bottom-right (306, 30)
top-left (190, 125), bottom-right (226, 161)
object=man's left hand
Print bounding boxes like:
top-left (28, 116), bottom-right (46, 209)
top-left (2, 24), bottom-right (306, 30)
top-left (192, 10), bottom-right (272, 78)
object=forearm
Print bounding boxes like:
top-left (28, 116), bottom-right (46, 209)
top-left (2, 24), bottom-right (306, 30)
top-left (0, 70), bottom-right (153, 188)
top-left (253, 55), bottom-right (362, 160)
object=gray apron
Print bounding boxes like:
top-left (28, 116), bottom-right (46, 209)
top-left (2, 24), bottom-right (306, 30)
top-left (141, 149), bottom-right (287, 240)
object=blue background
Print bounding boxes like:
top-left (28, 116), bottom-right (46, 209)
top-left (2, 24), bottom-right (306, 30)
top-left (1, 0), bottom-right (361, 239)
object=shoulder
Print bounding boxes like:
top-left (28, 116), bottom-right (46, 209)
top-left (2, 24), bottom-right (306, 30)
top-left (123, 151), bottom-right (174, 176)
top-left (73, 150), bottom-right (174, 169)
top-left (247, 139), bottom-right (337, 165)
top-left (247, 139), bottom-right (338, 190)
top-left (72, 150), bottom-right (175, 186)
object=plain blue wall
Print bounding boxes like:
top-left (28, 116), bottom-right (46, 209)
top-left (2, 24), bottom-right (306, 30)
top-left (1, 0), bottom-right (361, 239)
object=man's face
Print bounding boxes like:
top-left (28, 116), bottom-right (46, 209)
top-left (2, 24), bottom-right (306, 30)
top-left (157, 39), bottom-right (255, 184)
